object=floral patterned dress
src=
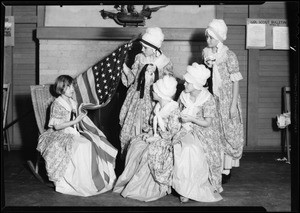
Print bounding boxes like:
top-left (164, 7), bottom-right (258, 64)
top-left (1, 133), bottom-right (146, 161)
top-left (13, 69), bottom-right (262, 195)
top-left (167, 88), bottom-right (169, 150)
top-left (119, 53), bottom-right (173, 154)
top-left (37, 96), bottom-right (117, 197)
top-left (203, 44), bottom-right (244, 167)
top-left (172, 89), bottom-right (223, 202)
top-left (113, 101), bottom-right (181, 202)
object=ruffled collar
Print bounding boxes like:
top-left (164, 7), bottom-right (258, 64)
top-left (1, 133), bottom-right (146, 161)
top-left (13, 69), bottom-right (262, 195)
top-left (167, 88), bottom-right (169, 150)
top-left (203, 43), bottom-right (229, 64)
top-left (214, 43), bottom-right (229, 63)
top-left (180, 89), bottom-right (211, 109)
top-left (56, 96), bottom-right (77, 113)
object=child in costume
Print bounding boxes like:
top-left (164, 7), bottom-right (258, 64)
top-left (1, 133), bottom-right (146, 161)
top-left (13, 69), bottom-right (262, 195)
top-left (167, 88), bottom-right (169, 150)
top-left (114, 75), bottom-right (180, 202)
top-left (203, 19), bottom-right (244, 182)
top-left (119, 27), bottom-right (173, 155)
top-left (37, 75), bottom-right (117, 197)
top-left (172, 63), bottom-right (223, 203)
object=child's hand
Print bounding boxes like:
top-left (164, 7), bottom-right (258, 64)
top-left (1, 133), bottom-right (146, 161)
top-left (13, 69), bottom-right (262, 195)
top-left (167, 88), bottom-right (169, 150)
top-left (204, 56), bottom-right (216, 68)
top-left (75, 112), bottom-right (87, 122)
top-left (180, 114), bottom-right (194, 123)
top-left (122, 63), bottom-right (130, 74)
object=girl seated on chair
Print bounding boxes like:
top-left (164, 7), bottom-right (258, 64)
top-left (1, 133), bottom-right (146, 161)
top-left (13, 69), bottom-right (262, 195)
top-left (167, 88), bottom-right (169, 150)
top-left (37, 75), bottom-right (118, 197)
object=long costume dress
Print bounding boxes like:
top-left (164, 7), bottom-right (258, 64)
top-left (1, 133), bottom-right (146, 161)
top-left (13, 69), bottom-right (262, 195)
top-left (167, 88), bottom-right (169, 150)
top-left (114, 101), bottom-right (181, 202)
top-left (119, 53), bottom-right (173, 154)
top-left (203, 43), bottom-right (244, 170)
top-left (37, 96), bottom-right (118, 197)
top-left (172, 89), bottom-right (223, 202)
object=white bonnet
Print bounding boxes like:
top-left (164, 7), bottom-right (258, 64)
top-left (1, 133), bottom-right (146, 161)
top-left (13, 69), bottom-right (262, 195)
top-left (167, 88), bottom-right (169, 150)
top-left (205, 19), bottom-right (228, 42)
top-left (153, 75), bottom-right (177, 101)
top-left (141, 27), bottom-right (164, 49)
top-left (183, 62), bottom-right (211, 90)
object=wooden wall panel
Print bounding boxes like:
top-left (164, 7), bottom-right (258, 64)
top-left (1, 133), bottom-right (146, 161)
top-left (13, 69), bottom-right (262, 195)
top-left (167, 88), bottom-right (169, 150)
top-left (259, 2), bottom-right (287, 19)
top-left (257, 50), bottom-right (289, 148)
top-left (223, 5), bottom-right (249, 25)
top-left (10, 6), bottom-right (38, 150)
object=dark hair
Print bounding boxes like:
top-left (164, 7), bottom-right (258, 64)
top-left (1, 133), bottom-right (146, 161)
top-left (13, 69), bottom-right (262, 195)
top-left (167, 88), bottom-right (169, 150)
top-left (137, 64), bottom-right (159, 99)
top-left (54, 75), bottom-right (74, 95)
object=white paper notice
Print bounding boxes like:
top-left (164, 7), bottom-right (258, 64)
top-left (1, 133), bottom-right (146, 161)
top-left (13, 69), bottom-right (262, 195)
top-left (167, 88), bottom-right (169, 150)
top-left (273, 27), bottom-right (289, 50)
top-left (247, 24), bottom-right (266, 48)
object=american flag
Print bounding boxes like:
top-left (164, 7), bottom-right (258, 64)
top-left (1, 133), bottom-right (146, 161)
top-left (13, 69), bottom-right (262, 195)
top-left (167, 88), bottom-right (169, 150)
top-left (74, 42), bottom-right (132, 110)
top-left (70, 42), bottom-right (133, 188)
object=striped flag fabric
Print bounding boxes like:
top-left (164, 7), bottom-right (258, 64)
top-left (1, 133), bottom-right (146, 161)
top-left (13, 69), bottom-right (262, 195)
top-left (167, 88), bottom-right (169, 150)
top-left (77, 108), bottom-right (118, 192)
top-left (71, 41), bottom-right (133, 192)
top-left (74, 42), bottom-right (132, 110)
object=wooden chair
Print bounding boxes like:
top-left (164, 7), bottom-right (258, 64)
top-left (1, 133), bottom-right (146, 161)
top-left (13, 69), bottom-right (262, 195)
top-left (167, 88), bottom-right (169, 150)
top-left (3, 83), bottom-right (11, 151)
top-left (282, 86), bottom-right (291, 164)
top-left (27, 84), bottom-right (56, 186)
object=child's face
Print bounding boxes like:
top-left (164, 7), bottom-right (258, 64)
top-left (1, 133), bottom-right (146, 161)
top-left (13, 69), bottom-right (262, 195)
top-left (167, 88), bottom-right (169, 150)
top-left (206, 33), bottom-right (219, 48)
top-left (63, 84), bottom-right (75, 98)
top-left (184, 81), bottom-right (195, 93)
top-left (142, 44), bottom-right (155, 57)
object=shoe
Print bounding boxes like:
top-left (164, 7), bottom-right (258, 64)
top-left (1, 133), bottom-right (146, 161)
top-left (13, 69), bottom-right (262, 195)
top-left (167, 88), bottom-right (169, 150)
top-left (180, 196), bottom-right (189, 203)
top-left (222, 173), bottom-right (231, 184)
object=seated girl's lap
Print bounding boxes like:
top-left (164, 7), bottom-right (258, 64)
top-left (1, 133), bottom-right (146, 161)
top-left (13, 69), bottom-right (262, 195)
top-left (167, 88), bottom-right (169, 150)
top-left (72, 135), bottom-right (91, 152)
top-left (180, 133), bottom-right (200, 149)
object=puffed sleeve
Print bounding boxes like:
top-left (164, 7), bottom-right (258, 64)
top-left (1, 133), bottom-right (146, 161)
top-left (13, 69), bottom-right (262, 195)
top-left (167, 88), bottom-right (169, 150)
top-left (121, 54), bottom-right (142, 87)
top-left (227, 50), bottom-right (243, 82)
top-left (168, 108), bottom-right (181, 135)
top-left (160, 107), bottom-right (181, 140)
top-left (48, 100), bottom-right (69, 128)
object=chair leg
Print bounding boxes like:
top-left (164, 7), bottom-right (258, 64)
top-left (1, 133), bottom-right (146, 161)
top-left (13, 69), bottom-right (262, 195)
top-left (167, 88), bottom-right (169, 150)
top-left (35, 152), bottom-right (42, 173)
top-left (286, 128), bottom-right (291, 164)
top-left (3, 129), bottom-right (10, 151)
top-left (6, 129), bottom-right (10, 151)
top-left (27, 152), bottom-right (45, 184)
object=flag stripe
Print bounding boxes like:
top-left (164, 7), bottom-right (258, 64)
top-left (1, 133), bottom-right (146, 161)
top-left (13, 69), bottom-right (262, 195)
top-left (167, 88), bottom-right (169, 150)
top-left (87, 69), bottom-right (99, 105)
top-left (81, 130), bottom-right (114, 183)
top-left (82, 70), bottom-right (95, 104)
top-left (76, 74), bottom-right (90, 103)
top-left (81, 118), bottom-right (116, 151)
top-left (90, 141), bottom-right (106, 191)
top-left (74, 83), bottom-right (83, 106)
top-left (79, 116), bottom-right (117, 160)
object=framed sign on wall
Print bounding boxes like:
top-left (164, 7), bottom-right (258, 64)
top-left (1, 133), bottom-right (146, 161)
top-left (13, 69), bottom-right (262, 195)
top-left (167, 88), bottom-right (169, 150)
top-left (5, 16), bottom-right (14, 47)
top-left (246, 18), bottom-right (289, 50)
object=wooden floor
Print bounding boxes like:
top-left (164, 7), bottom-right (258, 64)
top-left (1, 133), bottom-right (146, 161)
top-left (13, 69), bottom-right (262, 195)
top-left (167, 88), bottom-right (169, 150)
top-left (2, 150), bottom-right (293, 212)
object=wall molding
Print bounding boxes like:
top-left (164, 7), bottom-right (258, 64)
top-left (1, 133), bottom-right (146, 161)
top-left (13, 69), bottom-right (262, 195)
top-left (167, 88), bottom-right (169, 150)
top-left (36, 27), bottom-right (206, 41)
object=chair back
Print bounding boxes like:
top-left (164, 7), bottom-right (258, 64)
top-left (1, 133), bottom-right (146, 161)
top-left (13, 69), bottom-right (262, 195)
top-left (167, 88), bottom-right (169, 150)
top-left (30, 85), bottom-right (56, 134)
top-left (3, 83), bottom-right (11, 127)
